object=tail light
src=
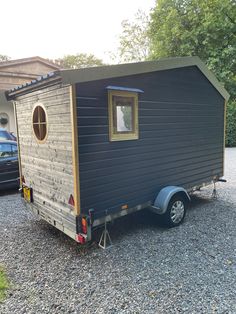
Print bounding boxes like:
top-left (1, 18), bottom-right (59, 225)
top-left (81, 217), bottom-right (87, 234)
top-left (75, 215), bottom-right (91, 244)
top-left (76, 233), bottom-right (86, 244)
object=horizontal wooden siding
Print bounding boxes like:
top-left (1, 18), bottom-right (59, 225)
top-left (16, 84), bottom-right (76, 236)
top-left (76, 66), bottom-right (225, 219)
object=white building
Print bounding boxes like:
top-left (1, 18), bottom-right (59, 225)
top-left (0, 57), bottom-right (61, 135)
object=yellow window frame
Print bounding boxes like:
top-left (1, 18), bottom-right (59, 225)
top-left (32, 103), bottom-right (48, 144)
top-left (108, 90), bottom-right (139, 141)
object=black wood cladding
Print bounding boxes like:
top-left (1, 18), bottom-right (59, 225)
top-left (76, 66), bottom-right (224, 218)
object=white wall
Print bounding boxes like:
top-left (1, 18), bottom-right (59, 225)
top-left (0, 93), bottom-right (16, 135)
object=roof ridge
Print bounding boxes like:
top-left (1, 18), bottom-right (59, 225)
top-left (0, 56), bottom-right (61, 69)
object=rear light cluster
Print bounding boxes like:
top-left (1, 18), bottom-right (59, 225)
top-left (76, 233), bottom-right (87, 244)
top-left (81, 217), bottom-right (87, 234)
top-left (76, 216), bottom-right (91, 244)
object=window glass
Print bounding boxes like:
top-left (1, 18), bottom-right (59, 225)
top-left (33, 107), bottom-right (39, 124)
top-left (0, 143), bottom-right (12, 158)
top-left (109, 91), bottom-right (138, 141)
top-left (32, 105), bottom-right (47, 142)
top-left (116, 105), bottom-right (133, 132)
top-left (11, 144), bottom-right (18, 157)
top-left (0, 130), bottom-right (12, 141)
top-left (39, 107), bottom-right (46, 123)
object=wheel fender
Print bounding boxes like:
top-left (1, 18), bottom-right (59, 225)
top-left (154, 186), bottom-right (190, 214)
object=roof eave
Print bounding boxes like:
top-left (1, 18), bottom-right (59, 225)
top-left (6, 75), bottom-right (61, 100)
top-left (5, 56), bottom-right (230, 101)
top-left (195, 58), bottom-right (230, 101)
top-left (59, 56), bottom-right (230, 101)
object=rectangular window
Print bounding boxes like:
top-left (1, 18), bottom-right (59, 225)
top-left (108, 90), bottom-right (139, 141)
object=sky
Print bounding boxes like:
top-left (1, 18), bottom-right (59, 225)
top-left (1, 0), bottom-right (155, 63)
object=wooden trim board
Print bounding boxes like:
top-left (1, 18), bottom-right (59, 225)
top-left (223, 100), bottom-right (227, 176)
top-left (70, 84), bottom-right (81, 216)
top-left (13, 101), bottom-right (23, 185)
top-left (108, 90), bottom-right (139, 141)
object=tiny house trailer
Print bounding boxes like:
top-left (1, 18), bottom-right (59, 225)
top-left (6, 57), bottom-right (229, 246)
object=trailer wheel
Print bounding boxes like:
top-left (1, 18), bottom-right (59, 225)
top-left (162, 194), bottom-right (187, 227)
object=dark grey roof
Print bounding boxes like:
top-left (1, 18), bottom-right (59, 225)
top-left (7, 72), bottom-right (59, 94)
top-left (6, 57), bottom-right (230, 101)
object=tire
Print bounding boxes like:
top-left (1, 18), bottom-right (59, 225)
top-left (162, 195), bottom-right (187, 227)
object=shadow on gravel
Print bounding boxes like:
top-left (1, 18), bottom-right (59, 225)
top-left (189, 193), bottom-right (213, 208)
top-left (91, 193), bottom-right (217, 249)
top-left (30, 208), bottom-right (167, 254)
top-left (93, 210), bottom-right (166, 244)
top-left (30, 210), bottom-right (159, 254)
top-left (17, 193), bottom-right (215, 254)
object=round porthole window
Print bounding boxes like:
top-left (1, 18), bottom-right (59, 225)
top-left (32, 105), bottom-right (47, 142)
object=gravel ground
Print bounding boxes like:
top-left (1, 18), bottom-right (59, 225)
top-left (0, 148), bottom-right (236, 314)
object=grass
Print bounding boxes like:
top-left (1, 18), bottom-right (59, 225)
top-left (0, 265), bottom-right (9, 302)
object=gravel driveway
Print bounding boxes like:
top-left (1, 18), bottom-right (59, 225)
top-left (0, 148), bottom-right (236, 314)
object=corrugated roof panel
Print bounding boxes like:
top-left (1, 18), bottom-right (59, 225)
top-left (8, 72), bottom-right (59, 93)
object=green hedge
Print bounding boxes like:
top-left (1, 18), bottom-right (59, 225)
top-left (226, 101), bottom-right (236, 147)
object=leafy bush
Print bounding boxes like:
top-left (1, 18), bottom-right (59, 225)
top-left (226, 101), bottom-right (236, 147)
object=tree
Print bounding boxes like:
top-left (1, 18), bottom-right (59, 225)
top-left (121, 106), bottom-right (132, 130)
top-left (149, 0), bottom-right (236, 145)
top-left (226, 101), bottom-right (236, 146)
top-left (57, 53), bottom-right (104, 69)
top-left (116, 10), bottom-right (151, 63)
top-left (0, 55), bottom-right (10, 62)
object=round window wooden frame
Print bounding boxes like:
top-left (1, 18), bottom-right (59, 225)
top-left (32, 103), bottom-right (48, 144)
